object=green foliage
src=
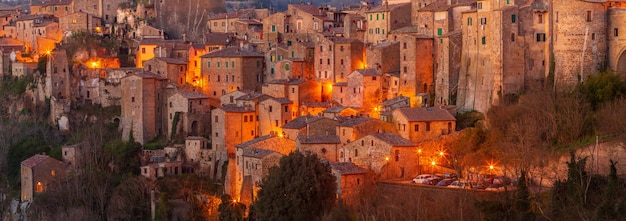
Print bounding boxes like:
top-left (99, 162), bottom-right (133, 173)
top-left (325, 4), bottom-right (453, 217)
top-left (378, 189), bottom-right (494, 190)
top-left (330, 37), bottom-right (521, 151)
top-left (455, 110), bottom-right (485, 130)
top-left (253, 151), bottom-right (337, 221)
top-left (6, 128), bottom-right (55, 186)
top-left (170, 112), bottom-right (180, 141)
top-left (1, 74), bottom-right (35, 96)
top-left (103, 139), bottom-right (142, 175)
top-left (36, 55), bottom-right (47, 75)
top-left (576, 71), bottom-right (626, 110)
top-left (218, 194), bottom-right (246, 221)
top-left (156, 193), bottom-right (171, 221)
top-left (513, 171), bottom-right (534, 221)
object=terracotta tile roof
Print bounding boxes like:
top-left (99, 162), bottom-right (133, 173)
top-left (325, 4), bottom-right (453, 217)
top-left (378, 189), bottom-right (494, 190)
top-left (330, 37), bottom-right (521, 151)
top-left (200, 47), bottom-right (263, 58)
top-left (367, 3), bottom-right (410, 13)
top-left (304, 102), bottom-right (333, 108)
top-left (390, 26), bottom-right (419, 34)
top-left (131, 71), bottom-right (166, 79)
top-left (155, 57), bottom-right (187, 65)
top-left (338, 116), bottom-right (372, 127)
top-left (32, 0), bottom-right (72, 6)
top-left (220, 104), bottom-right (255, 112)
top-left (383, 95), bottom-right (410, 106)
top-left (333, 82), bottom-right (347, 86)
top-left (282, 115), bottom-right (323, 129)
top-left (178, 91), bottom-right (209, 99)
top-left (354, 69), bottom-right (382, 76)
top-left (208, 9), bottom-right (255, 20)
top-left (267, 78), bottom-right (306, 85)
top-left (323, 106), bottom-right (347, 113)
top-left (242, 147), bottom-right (278, 158)
top-left (298, 134), bottom-right (341, 144)
top-left (15, 14), bottom-right (54, 22)
top-left (236, 135), bottom-right (296, 155)
top-left (396, 107), bottom-right (456, 122)
top-left (21, 154), bottom-right (53, 168)
top-left (191, 43), bottom-right (205, 49)
top-left (204, 32), bottom-right (234, 45)
top-left (237, 19), bottom-right (262, 25)
top-left (371, 132), bottom-right (415, 146)
top-left (371, 41), bottom-right (395, 49)
top-left (330, 36), bottom-right (359, 44)
top-left (268, 97), bottom-right (292, 104)
top-left (236, 92), bottom-right (269, 101)
top-left (290, 4), bottom-right (322, 16)
top-left (0, 3), bottom-right (15, 10)
top-left (330, 162), bottom-right (368, 175)
top-left (420, 0), bottom-right (475, 12)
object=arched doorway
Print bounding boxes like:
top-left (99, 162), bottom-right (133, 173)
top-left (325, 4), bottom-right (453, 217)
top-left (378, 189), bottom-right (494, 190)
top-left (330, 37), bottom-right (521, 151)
top-left (616, 51), bottom-right (626, 76)
top-left (191, 121), bottom-right (198, 136)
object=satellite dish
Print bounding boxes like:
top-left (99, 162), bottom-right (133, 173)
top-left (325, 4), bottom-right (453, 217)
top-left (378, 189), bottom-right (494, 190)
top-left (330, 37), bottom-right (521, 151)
top-left (9, 51), bottom-right (15, 62)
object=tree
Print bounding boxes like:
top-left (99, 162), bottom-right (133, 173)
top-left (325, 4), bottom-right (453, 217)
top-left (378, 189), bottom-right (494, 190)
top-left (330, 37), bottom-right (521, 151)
top-left (218, 194), bottom-right (245, 221)
top-left (513, 171), bottom-right (534, 221)
top-left (253, 151), bottom-right (336, 221)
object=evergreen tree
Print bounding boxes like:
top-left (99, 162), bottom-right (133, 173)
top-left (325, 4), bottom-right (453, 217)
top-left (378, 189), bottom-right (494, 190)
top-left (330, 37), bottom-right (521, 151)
top-left (253, 151), bottom-right (336, 221)
top-left (218, 194), bottom-right (245, 221)
top-left (513, 171), bottom-right (534, 221)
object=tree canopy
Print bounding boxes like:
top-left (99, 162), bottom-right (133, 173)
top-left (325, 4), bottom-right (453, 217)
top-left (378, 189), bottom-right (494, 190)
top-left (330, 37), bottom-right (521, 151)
top-left (253, 151), bottom-right (336, 221)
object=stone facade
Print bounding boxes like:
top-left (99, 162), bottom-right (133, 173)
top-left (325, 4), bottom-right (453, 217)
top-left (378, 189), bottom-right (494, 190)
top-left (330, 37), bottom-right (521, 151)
top-left (143, 57), bottom-right (188, 86)
top-left (59, 12), bottom-right (103, 34)
top-left (21, 154), bottom-right (66, 202)
top-left (167, 92), bottom-right (212, 140)
top-left (258, 97), bottom-right (294, 136)
top-left (329, 162), bottom-right (368, 205)
top-left (296, 135), bottom-right (341, 162)
top-left (45, 50), bottom-right (70, 100)
top-left (340, 132), bottom-right (416, 178)
top-left (366, 41), bottom-right (400, 76)
top-left (120, 72), bottom-right (166, 144)
top-left (391, 107), bottom-right (456, 143)
top-left (200, 47), bottom-right (264, 99)
top-left (364, 3), bottom-right (412, 44)
top-left (184, 136), bottom-right (215, 178)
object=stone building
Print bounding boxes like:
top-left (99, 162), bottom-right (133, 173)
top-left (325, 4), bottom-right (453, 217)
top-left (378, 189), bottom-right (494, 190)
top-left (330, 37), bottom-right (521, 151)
top-left (120, 71), bottom-right (167, 144)
top-left (366, 41), bottom-right (400, 76)
top-left (184, 136), bottom-right (215, 178)
top-left (261, 78), bottom-right (322, 113)
top-left (135, 39), bottom-right (186, 68)
top-left (200, 47), bottom-right (264, 99)
top-left (206, 8), bottom-right (269, 34)
top-left (296, 134), bottom-right (341, 162)
top-left (143, 57), bottom-right (188, 86)
top-left (10, 14), bottom-right (59, 53)
top-left (340, 132), bottom-right (417, 179)
top-left (188, 44), bottom-right (207, 86)
top-left (203, 32), bottom-right (237, 53)
top-left (235, 145), bottom-right (284, 204)
top-left (258, 97), bottom-right (294, 136)
top-left (336, 116), bottom-right (397, 146)
top-left (0, 11), bottom-right (18, 37)
top-left (59, 11), bottom-right (103, 34)
top-left (45, 50), bottom-right (70, 100)
top-left (140, 147), bottom-right (184, 179)
top-left (62, 143), bottom-right (83, 169)
top-left (21, 154), bottom-right (66, 202)
top-left (30, 0), bottom-right (73, 18)
top-left (364, 2), bottom-right (412, 44)
top-left (329, 162), bottom-right (368, 204)
top-left (281, 115), bottom-right (338, 140)
top-left (314, 36), bottom-right (365, 85)
top-left (380, 95), bottom-right (411, 121)
top-left (234, 135), bottom-right (296, 202)
top-left (456, 0), bottom-right (525, 113)
top-left (340, 69), bottom-right (386, 113)
top-left (287, 41), bottom-right (316, 80)
top-left (211, 104), bottom-right (256, 197)
top-left (167, 91), bottom-right (212, 140)
top-left (265, 44), bottom-right (290, 81)
top-left (391, 107), bottom-right (456, 143)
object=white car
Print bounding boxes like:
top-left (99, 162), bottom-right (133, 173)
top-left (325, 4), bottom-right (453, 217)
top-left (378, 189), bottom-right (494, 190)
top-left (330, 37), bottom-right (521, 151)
top-left (412, 174), bottom-right (433, 184)
top-left (447, 180), bottom-right (470, 189)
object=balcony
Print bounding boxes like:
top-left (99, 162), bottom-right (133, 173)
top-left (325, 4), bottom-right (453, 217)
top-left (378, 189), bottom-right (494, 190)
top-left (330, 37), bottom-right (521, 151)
top-left (532, 2), bottom-right (549, 12)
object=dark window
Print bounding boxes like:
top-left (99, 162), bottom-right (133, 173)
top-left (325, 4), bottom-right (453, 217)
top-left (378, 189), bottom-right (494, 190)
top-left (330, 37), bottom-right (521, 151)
top-left (586, 11), bottom-right (592, 22)
top-left (414, 124), bottom-right (419, 131)
top-left (426, 122), bottom-right (431, 131)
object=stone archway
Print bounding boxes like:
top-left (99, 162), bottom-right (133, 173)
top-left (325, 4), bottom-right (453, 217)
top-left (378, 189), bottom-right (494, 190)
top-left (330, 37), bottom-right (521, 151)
top-left (616, 51), bottom-right (626, 77)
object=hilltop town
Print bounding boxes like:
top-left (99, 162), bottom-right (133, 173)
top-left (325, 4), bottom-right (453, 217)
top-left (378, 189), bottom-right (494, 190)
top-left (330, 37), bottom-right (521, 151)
top-left (2, 0), bottom-right (626, 220)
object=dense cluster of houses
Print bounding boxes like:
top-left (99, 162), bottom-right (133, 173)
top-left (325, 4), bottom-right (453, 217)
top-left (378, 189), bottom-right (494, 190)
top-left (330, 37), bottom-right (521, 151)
top-left (21, 0), bottom-right (625, 207)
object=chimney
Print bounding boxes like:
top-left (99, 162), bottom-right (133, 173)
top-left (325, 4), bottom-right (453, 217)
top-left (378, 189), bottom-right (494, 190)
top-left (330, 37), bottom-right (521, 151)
top-left (182, 34), bottom-right (186, 42)
top-left (384, 0), bottom-right (388, 9)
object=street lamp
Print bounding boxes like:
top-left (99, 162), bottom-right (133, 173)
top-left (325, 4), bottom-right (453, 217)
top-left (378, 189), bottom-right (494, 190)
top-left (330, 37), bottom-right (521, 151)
top-left (385, 157), bottom-right (390, 179)
top-left (431, 160), bottom-right (436, 174)
top-left (417, 149), bottom-right (422, 175)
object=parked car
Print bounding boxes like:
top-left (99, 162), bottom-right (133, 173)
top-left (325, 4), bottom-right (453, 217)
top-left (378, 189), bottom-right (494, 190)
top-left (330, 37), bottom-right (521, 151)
top-left (486, 183), bottom-right (505, 191)
top-left (447, 180), bottom-right (470, 189)
top-left (425, 177), bottom-right (443, 185)
top-left (412, 174), bottom-right (433, 184)
top-left (436, 178), bottom-right (455, 187)
top-left (443, 173), bottom-right (458, 179)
